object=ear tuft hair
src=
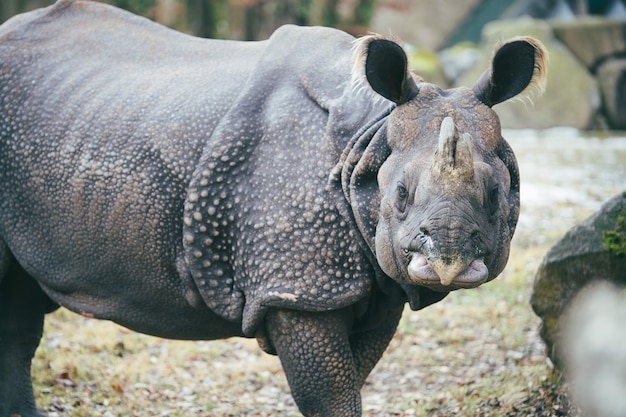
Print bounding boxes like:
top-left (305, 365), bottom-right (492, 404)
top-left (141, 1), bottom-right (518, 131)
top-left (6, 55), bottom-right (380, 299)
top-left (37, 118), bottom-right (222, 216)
top-left (352, 34), bottom-right (419, 105)
top-left (473, 36), bottom-right (548, 107)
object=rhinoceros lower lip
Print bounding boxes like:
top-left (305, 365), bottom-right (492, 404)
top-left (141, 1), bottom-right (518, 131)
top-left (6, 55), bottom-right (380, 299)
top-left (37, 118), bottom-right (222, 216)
top-left (407, 255), bottom-right (488, 288)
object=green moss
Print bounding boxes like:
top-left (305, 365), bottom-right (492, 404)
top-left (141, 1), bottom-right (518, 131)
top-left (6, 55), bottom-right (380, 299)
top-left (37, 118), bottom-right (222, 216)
top-left (603, 210), bottom-right (626, 256)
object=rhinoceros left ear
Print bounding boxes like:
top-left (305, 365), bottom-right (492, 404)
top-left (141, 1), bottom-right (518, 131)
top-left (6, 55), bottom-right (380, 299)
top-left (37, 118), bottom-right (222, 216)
top-left (473, 37), bottom-right (547, 107)
top-left (364, 38), bottom-right (419, 105)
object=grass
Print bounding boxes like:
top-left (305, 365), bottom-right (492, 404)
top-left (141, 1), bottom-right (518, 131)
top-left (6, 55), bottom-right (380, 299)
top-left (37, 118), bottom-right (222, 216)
top-left (360, 243), bottom-right (557, 416)
top-left (34, 317), bottom-right (291, 416)
top-left (30, 239), bottom-right (568, 417)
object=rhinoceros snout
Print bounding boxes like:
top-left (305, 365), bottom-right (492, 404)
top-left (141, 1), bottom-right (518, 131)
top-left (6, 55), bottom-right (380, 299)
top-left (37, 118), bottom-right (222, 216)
top-left (402, 210), bottom-right (490, 289)
top-left (406, 253), bottom-right (488, 289)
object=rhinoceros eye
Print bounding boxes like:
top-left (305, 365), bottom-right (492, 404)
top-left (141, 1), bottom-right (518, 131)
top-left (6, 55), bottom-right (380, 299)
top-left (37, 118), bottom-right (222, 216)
top-left (396, 182), bottom-right (409, 213)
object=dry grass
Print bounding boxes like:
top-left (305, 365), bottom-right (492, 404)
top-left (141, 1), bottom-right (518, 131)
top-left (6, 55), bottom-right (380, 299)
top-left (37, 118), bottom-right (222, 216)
top-left (32, 242), bottom-right (565, 417)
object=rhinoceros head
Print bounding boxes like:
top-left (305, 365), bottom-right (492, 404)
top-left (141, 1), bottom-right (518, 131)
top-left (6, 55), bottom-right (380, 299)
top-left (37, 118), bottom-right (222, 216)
top-left (347, 36), bottom-right (547, 294)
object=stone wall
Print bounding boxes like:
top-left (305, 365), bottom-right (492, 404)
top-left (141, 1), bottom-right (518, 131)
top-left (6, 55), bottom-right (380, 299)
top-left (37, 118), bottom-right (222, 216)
top-left (369, 0), bottom-right (482, 50)
top-left (475, 18), bottom-right (626, 129)
top-left (455, 18), bottom-right (603, 129)
top-left (405, 17), bottom-right (626, 130)
top-left (370, 0), bottom-right (626, 130)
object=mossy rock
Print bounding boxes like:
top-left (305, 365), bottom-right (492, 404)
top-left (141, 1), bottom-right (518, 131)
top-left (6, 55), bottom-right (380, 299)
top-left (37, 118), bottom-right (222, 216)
top-left (603, 208), bottom-right (626, 256)
top-left (530, 192), bottom-right (626, 367)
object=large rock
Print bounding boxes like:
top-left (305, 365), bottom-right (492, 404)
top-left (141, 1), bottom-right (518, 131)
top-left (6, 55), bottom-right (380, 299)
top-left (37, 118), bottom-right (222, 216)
top-left (370, 0), bottom-right (481, 50)
top-left (560, 281), bottom-right (626, 417)
top-left (407, 47), bottom-right (450, 87)
top-left (551, 17), bottom-right (626, 69)
top-left (456, 18), bottom-right (601, 129)
top-left (438, 42), bottom-right (484, 86)
top-left (597, 58), bottom-right (626, 129)
top-left (531, 192), bottom-right (626, 366)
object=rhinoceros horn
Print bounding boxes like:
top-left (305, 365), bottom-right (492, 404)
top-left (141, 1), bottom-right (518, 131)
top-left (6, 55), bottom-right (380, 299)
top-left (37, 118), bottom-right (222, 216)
top-left (432, 117), bottom-right (474, 186)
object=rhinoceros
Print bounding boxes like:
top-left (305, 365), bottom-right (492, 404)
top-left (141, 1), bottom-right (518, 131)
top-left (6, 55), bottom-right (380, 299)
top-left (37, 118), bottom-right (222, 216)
top-left (0, 0), bottom-right (547, 415)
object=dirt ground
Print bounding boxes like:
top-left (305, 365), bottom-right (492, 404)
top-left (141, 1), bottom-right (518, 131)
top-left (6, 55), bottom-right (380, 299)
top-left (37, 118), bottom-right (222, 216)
top-left (33, 252), bottom-right (582, 417)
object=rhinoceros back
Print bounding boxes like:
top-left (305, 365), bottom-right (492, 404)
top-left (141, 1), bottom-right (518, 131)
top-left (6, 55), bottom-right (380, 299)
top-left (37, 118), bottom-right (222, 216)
top-left (0, 0), bottom-right (266, 334)
top-left (0, 0), bottom-right (389, 337)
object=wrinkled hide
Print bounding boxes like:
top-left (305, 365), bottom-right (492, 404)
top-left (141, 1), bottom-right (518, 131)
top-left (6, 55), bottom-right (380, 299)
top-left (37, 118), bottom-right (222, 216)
top-left (0, 1), bottom-right (547, 416)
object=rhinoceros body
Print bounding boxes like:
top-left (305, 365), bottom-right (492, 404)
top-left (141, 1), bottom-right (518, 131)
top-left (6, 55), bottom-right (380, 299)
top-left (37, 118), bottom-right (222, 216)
top-left (0, 1), bottom-right (546, 416)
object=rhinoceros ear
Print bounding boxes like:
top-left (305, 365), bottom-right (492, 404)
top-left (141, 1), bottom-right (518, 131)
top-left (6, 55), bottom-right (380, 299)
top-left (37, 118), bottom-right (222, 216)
top-left (364, 38), bottom-right (419, 105)
top-left (473, 37), bottom-right (547, 107)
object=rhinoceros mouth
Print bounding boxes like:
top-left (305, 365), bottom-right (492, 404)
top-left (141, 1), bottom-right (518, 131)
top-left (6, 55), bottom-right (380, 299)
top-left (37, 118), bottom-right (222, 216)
top-left (406, 254), bottom-right (488, 290)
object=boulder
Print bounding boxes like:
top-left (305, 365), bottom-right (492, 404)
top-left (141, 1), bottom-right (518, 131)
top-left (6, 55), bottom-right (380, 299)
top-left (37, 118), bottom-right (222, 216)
top-left (455, 17), bottom-right (601, 129)
top-left (530, 192), bottom-right (626, 366)
top-left (407, 47), bottom-right (450, 87)
top-left (551, 17), bottom-right (626, 69)
top-left (597, 58), bottom-right (626, 129)
top-left (560, 281), bottom-right (626, 417)
top-left (438, 42), bottom-right (484, 86)
top-left (370, 0), bottom-right (481, 50)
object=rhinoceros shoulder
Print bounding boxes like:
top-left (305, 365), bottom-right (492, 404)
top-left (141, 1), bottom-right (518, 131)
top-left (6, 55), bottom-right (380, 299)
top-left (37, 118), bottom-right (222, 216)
top-left (180, 25), bottom-right (390, 336)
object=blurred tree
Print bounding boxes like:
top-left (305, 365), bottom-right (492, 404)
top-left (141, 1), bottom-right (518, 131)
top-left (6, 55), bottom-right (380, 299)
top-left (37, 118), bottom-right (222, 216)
top-left (1, 0), bottom-right (50, 23)
top-left (114, 0), bottom-right (153, 15)
top-left (0, 0), bottom-right (375, 39)
top-left (187, 0), bottom-right (228, 38)
top-left (231, 0), bottom-right (375, 40)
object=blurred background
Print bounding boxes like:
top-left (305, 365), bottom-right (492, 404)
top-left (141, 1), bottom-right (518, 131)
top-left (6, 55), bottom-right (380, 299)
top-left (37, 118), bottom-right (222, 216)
top-left (3, 0), bottom-right (625, 42)
top-left (3, 0), bottom-right (378, 40)
top-left (3, 0), bottom-right (626, 130)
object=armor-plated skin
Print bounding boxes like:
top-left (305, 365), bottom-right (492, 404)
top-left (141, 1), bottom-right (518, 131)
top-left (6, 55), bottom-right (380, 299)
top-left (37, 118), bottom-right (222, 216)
top-left (0, 1), bottom-right (546, 416)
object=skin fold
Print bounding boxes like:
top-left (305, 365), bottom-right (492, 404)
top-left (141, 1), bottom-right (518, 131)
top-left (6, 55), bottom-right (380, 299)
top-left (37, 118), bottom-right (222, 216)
top-left (0, 1), bottom-right (546, 416)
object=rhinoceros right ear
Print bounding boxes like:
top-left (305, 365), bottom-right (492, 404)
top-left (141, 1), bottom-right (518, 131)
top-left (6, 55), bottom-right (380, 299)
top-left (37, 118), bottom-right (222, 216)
top-left (364, 38), bottom-right (419, 105)
top-left (473, 37), bottom-right (547, 107)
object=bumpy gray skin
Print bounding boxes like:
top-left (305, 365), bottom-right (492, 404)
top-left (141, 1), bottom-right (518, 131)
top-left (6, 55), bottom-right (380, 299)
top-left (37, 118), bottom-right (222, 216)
top-left (0, 1), bottom-right (546, 416)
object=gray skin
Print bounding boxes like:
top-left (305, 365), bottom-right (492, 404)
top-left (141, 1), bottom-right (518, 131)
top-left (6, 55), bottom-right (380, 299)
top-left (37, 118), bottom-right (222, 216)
top-left (0, 1), bottom-right (547, 416)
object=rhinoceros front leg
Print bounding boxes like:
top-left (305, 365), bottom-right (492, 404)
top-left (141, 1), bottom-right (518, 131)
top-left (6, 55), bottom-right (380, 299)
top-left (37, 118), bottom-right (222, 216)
top-left (350, 305), bottom-right (403, 389)
top-left (265, 308), bottom-right (361, 417)
top-left (0, 261), bottom-right (57, 417)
